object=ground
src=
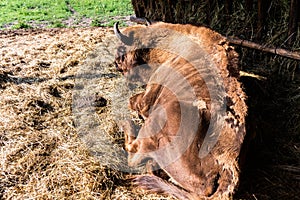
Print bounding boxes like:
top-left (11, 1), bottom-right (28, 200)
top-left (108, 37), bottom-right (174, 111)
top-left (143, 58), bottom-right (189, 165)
top-left (0, 27), bottom-right (299, 199)
top-left (0, 27), bottom-right (172, 200)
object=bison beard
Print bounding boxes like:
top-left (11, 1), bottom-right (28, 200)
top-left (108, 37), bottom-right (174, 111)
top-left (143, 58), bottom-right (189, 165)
top-left (114, 22), bottom-right (247, 200)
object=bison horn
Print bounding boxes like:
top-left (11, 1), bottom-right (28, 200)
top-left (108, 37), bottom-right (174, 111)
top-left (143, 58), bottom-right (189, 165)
top-left (114, 22), bottom-right (133, 45)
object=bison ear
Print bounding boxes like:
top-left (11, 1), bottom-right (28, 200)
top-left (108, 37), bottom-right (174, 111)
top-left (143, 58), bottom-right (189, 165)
top-left (114, 22), bottom-right (134, 46)
top-left (144, 17), bottom-right (151, 26)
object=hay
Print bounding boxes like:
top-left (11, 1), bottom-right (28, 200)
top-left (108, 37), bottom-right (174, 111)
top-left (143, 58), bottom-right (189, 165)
top-left (0, 28), bottom-right (173, 199)
top-left (208, 2), bottom-right (300, 199)
top-left (0, 28), bottom-right (115, 199)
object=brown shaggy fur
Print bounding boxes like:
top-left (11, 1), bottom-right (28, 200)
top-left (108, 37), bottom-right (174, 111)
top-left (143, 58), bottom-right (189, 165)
top-left (114, 22), bottom-right (247, 200)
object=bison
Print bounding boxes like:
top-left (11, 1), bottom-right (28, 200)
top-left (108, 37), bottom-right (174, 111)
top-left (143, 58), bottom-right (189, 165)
top-left (114, 21), bottom-right (247, 200)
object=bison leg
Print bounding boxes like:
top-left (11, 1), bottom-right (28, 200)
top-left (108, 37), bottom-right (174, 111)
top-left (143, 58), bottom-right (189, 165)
top-left (129, 84), bottom-right (162, 118)
top-left (129, 92), bottom-right (151, 118)
top-left (145, 159), bottom-right (159, 175)
top-left (119, 120), bottom-right (149, 166)
top-left (133, 175), bottom-right (194, 200)
top-left (120, 119), bottom-right (161, 167)
top-left (119, 120), bottom-right (146, 167)
top-left (129, 92), bottom-right (145, 111)
top-left (119, 120), bottom-right (139, 152)
top-left (119, 120), bottom-right (151, 155)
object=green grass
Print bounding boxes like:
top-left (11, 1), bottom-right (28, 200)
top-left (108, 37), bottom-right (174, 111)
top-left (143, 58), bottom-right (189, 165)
top-left (0, 0), bottom-right (133, 29)
top-left (69, 0), bottom-right (133, 18)
top-left (0, 0), bottom-right (70, 26)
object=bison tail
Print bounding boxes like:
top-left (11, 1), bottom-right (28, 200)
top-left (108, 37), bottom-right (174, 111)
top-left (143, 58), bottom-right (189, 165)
top-left (133, 175), bottom-right (195, 200)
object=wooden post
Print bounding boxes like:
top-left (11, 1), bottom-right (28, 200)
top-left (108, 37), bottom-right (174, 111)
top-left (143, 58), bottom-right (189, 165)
top-left (257, 0), bottom-right (271, 39)
top-left (245, 0), bottom-right (253, 12)
top-left (204, 0), bottom-right (212, 25)
top-left (288, 0), bottom-right (300, 45)
top-left (224, 0), bottom-right (233, 24)
top-left (225, 0), bottom-right (233, 15)
top-left (228, 37), bottom-right (300, 60)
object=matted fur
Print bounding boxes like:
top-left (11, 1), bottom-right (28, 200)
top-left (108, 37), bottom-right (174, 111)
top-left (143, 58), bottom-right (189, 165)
top-left (115, 22), bottom-right (247, 200)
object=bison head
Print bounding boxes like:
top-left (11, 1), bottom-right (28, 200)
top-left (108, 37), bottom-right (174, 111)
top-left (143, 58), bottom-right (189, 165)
top-left (113, 22), bottom-right (171, 85)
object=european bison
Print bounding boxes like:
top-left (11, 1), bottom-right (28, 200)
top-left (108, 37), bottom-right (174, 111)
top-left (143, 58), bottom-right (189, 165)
top-left (114, 21), bottom-right (247, 200)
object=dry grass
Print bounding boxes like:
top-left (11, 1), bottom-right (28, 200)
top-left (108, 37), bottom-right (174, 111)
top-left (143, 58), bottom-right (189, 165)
top-left (0, 28), bottom-right (173, 199)
top-left (0, 28), bottom-right (113, 199)
top-left (183, 1), bottom-right (300, 199)
top-left (213, 2), bottom-right (300, 200)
